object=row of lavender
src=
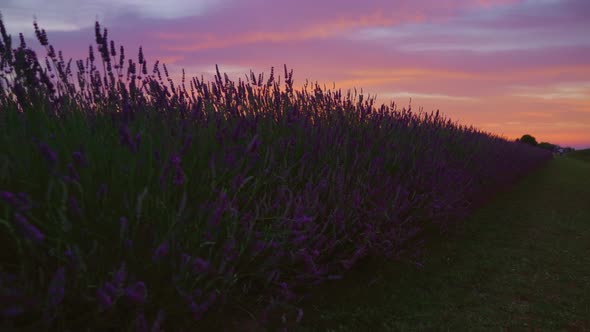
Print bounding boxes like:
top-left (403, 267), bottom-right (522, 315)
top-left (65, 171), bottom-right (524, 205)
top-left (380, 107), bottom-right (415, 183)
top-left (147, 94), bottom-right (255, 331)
top-left (0, 15), bottom-right (552, 330)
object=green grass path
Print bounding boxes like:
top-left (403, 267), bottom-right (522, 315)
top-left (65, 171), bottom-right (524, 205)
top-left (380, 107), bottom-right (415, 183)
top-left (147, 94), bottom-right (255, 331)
top-left (292, 156), bottom-right (590, 331)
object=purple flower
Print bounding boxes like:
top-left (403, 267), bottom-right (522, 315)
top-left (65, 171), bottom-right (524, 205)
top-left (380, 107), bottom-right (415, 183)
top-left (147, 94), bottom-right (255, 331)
top-left (68, 196), bottom-right (82, 216)
top-left (191, 257), bottom-right (209, 274)
top-left (180, 253), bottom-right (191, 267)
top-left (246, 135), bottom-right (260, 154)
top-left (170, 154), bottom-right (181, 167)
top-left (189, 301), bottom-right (210, 321)
top-left (134, 311), bottom-right (148, 332)
top-left (296, 308), bottom-right (304, 323)
top-left (188, 301), bottom-right (203, 321)
top-left (223, 240), bottom-right (237, 261)
top-left (96, 288), bottom-right (113, 310)
top-left (0, 191), bottom-right (33, 212)
top-left (47, 267), bottom-right (65, 307)
top-left (15, 192), bottom-right (32, 211)
top-left (188, 300), bottom-right (199, 313)
top-left (125, 281), bottom-right (147, 305)
top-left (2, 306), bottom-right (24, 317)
top-left (13, 212), bottom-right (44, 243)
top-left (294, 215), bottom-right (313, 228)
top-left (64, 249), bottom-right (80, 270)
top-left (207, 205), bottom-right (225, 227)
top-left (64, 249), bottom-right (75, 261)
top-left (0, 191), bottom-right (17, 207)
top-left (38, 142), bottom-right (58, 166)
top-left (72, 151), bottom-right (88, 168)
top-left (152, 309), bottom-right (166, 332)
top-left (103, 282), bottom-right (118, 297)
top-left (172, 168), bottom-right (185, 186)
top-left (253, 241), bottom-right (266, 255)
top-left (152, 241), bottom-right (169, 262)
top-left (232, 174), bottom-right (245, 190)
top-left (268, 240), bottom-right (279, 249)
top-left (224, 151), bottom-right (237, 167)
top-left (207, 291), bottom-right (217, 305)
top-left (112, 263), bottom-right (127, 288)
top-left (67, 163), bottom-right (80, 182)
top-left (292, 234), bottom-right (307, 246)
top-left (119, 124), bottom-right (132, 147)
top-left (267, 270), bottom-right (279, 283)
top-left (181, 134), bottom-right (193, 154)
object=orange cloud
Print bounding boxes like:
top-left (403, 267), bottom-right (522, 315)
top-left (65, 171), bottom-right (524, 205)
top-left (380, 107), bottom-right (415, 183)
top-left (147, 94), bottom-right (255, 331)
top-left (346, 68), bottom-right (478, 80)
top-left (516, 111), bottom-right (555, 118)
top-left (161, 11), bottom-right (428, 52)
top-left (345, 66), bottom-right (590, 83)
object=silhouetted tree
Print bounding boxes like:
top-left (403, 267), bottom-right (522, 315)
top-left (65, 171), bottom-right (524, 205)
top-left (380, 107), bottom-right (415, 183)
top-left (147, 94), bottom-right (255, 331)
top-left (518, 134), bottom-right (538, 146)
top-left (563, 147), bottom-right (575, 153)
top-left (538, 142), bottom-right (557, 152)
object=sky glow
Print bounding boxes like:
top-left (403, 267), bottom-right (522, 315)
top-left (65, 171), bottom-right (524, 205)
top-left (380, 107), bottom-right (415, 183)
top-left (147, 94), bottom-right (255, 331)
top-left (3, 0), bottom-right (589, 147)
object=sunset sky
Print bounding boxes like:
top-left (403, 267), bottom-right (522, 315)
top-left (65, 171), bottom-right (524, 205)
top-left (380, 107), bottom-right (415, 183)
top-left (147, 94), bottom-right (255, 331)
top-left (2, 0), bottom-right (589, 148)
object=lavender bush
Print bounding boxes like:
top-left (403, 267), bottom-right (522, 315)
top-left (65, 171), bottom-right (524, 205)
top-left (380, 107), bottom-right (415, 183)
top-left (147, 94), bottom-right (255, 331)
top-left (0, 14), bottom-right (552, 331)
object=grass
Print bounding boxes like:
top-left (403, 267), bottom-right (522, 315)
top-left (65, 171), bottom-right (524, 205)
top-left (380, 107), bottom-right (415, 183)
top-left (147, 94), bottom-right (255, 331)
top-left (566, 149), bottom-right (590, 163)
top-left (278, 155), bottom-right (590, 331)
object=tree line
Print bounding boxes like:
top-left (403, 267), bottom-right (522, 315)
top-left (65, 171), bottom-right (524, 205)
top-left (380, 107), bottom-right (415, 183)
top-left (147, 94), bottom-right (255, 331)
top-left (516, 134), bottom-right (575, 154)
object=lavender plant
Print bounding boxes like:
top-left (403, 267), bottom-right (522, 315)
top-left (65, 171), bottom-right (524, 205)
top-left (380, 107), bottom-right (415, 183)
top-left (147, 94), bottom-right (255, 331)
top-left (0, 13), bottom-right (552, 331)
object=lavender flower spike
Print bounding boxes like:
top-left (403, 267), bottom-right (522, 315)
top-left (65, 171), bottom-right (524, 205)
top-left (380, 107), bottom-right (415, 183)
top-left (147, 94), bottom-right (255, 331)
top-left (191, 257), bottom-right (210, 274)
top-left (0, 191), bottom-right (17, 207)
top-left (38, 142), bottom-right (58, 166)
top-left (72, 150), bottom-right (88, 168)
top-left (125, 281), bottom-right (147, 305)
top-left (47, 267), bottom-right (65, 307)
top-left (96, 288), bottom-right (113, 310)
top-left (152, 241), bottom-right (169, 262)
top-left (13, 212), bottom-right (44, 243)
top-left (134, 310), bottom-right (149, 332)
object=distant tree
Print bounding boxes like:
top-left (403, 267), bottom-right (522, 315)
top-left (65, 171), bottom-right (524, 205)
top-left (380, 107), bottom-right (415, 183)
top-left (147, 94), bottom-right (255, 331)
top-left (538, 142), bottom-right (557, 152)
top-left (563, 147), bottom-right (576, 153)
top-left (519, 134), bottom-right (538, 146)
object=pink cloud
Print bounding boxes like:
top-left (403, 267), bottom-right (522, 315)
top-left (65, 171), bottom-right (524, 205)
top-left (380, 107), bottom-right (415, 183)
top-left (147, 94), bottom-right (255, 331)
top-left (8, 0), bottom-right (590, 148)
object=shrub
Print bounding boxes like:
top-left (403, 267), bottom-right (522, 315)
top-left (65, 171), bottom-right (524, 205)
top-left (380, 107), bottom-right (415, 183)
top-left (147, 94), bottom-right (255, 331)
top-left (0, 14), bottom-right (552, 330)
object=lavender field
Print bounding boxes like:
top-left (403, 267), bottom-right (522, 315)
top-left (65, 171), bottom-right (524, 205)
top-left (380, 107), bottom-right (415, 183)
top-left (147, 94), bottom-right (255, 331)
top-left (0, 15), bottom-right (552, 331)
